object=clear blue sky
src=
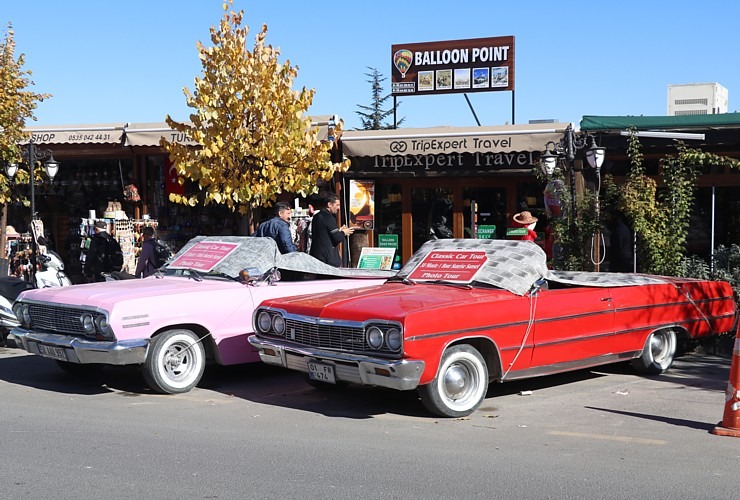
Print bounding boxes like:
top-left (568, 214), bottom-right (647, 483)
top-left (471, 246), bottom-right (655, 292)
top-left (4, 0), bottom-right (739, 130)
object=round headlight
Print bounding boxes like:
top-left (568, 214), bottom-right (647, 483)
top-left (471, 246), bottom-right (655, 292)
top-left (95, 315), bottom-right (113, 337)
top-left (272, 315), bottom-right (286, 335)
top-left (22, 304), bottom-right (32, 326)
top-left (80, 313), bottom-right (95, 334)
top-left (15, 303), bottom-right (31, 326)
top-left (366, 326), bottom-right (384, 350)
top-left (256, 311), bottom-right (272, 333)
top-left (386, 328), bottom-right (402, 352)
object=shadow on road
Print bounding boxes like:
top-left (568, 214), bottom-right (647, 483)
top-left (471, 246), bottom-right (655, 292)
top-left (585, 406), bottom-right (716, 432)
top-left (1, 341), bottom-right (732, 420)
top-left (200, 363), bottom-right (430, 419)
top-left (0, 345), bottom-right (147, 395)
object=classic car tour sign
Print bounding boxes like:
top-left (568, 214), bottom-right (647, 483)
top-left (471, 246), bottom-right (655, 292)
top-left (391, 36), bottom-right (515, 96)
top-left (168, 241), bottom-right (239, 272)
top-left (407, 250), bottom-right (488, 283)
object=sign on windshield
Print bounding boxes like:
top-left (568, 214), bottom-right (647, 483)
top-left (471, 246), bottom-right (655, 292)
top-left (168, 241), bottom-right (239, 272)
top-left (407, 250), bottom-right (488, 283)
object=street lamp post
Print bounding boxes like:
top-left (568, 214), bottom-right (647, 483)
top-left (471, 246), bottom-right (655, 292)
top-left (540, 124), bottom-right (606, 218)
top-left (6, 137), bottom-right (60, 284)
top-left (540, 124), bottom-right (606, 269)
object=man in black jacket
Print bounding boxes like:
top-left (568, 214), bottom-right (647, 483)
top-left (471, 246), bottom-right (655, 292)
top-left (86, 220), bottom-right (122, 282)
top-left (309, 194), bottom-right (353, 267)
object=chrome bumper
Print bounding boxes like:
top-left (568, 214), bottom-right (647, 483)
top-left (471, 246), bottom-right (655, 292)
top-left (247, 335), bottom-right (424, 391)
top-left (10, 328), bottom-right (149, 365)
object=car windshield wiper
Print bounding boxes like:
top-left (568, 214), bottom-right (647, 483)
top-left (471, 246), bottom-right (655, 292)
top-left (186, 269), bottom-right (203, 282)
top-left (387, 275), bottom-right (417, 285)
top-left (206, 272), bottom-right (240, 282)
top-left (423, 280), bottom-right (473, 290)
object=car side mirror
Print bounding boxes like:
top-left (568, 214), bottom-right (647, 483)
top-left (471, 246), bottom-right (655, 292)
top-left (530, 278), bottom-right (549, 295)
top-left (239, 267), bottom-right (263, 283)
top-left (240, 267), bottom-right (282, 286)
top-left (260, 268), bottom-right (281, 286)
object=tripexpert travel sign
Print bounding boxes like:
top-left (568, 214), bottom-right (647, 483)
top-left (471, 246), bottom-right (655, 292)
top-left (391, 36), bottom-right (515, 97)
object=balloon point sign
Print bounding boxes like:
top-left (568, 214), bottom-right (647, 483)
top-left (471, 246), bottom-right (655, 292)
top-left (391, 36), bottom-right (515, 97)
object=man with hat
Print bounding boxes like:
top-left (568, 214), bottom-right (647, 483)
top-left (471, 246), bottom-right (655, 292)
top-left (85, 220), bottom-right (123, 282)
top-left (512, 211), bottom-right (538, 242)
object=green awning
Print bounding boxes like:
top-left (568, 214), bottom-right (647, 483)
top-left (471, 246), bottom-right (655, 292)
top-left (580, 113), bottom-right (740, 131)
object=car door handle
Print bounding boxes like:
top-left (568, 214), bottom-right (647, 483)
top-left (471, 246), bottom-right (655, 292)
top-left (600, 297), bottom-right (611, 302)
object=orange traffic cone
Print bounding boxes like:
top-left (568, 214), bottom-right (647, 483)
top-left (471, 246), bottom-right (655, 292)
top-left (711, 328), bottom-right (740, 438)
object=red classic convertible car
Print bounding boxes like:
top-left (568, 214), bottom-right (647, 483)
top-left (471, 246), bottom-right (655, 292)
top-left (248, 240), bottom-right (737, 417)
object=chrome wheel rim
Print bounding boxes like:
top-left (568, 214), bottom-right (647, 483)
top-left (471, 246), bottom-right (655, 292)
top-left (442, 360), bottom-right (480, 407)
top-left (650, 331), bottom-right (674, 365)
top-left (162, 341), bottom-right (196, 382)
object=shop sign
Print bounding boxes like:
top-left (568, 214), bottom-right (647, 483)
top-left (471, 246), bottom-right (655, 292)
top-left (506, 228), bottom-right (528, 236)
top-left (476, 225), bottom-right (497, 239)
top-left (378, 234), bottom-right (401, 268)
top-left (407, 250), bottom-right (488, 283)
top-left (24, 126), bottom-right (126, 145)
top-left (391, 36), bottom-right (515, 97)
top-left (348, 179), bottom-right (375, 230)
top-left (378, 234), bottom-right (399, 248)
top-left (350, 151), bottom-right (538, 175)
top-left (358, 247), bottom-right (396, 270)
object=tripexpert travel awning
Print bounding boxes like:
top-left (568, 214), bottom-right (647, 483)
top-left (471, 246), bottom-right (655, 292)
top-left (24, 123), bottom-right (127, 145)
top-left (341, 123), bottom-right (571, 176)
top-left (341, 123), bottom-right (570, 157)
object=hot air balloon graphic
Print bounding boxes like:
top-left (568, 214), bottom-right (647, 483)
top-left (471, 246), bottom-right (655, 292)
top-left (393, 49), bottom-right (413, 79)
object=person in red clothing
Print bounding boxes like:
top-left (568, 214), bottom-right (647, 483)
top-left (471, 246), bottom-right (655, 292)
top-left (512, 211), bottom-right (538, 242)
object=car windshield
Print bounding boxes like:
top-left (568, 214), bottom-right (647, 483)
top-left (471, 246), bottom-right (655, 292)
top-left (395, 239), bottom-right (549, 296)
top-left (163, 236), bottom-right (396, 282)
top-left (161, 268), bottom-right (240, 282)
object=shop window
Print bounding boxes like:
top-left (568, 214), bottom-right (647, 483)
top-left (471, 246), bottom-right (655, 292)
top-left (375, 184), bottom-right (402, 262)
top-left (411, 187), bottom-right (453, 252)
top-left (463, 187), bottom-right (507, 240)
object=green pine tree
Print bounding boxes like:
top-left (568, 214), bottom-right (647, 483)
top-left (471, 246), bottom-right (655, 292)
top-left (355, 67), bottom-right (404, 130)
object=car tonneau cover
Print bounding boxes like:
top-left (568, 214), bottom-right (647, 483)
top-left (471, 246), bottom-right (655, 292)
top-left (397, 239), bottom-right (666, 296)
top-left (174, 236), bottom-right (396, 279)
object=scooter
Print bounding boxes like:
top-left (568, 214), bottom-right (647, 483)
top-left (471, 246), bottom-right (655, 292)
top-left (0, 250), bottom-right (72, 346)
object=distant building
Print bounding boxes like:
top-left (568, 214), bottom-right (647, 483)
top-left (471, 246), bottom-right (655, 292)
top-left (667, 83), bottom-right (728, 116)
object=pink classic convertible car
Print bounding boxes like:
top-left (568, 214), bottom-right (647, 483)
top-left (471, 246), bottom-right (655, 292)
top-left (249, 239), bottom-right (737, 417)
top-left (10, 236), bottom-right (392, 394)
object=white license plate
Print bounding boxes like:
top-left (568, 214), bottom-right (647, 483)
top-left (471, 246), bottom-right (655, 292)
top-left (37, 344), bottom-right (68, 361)
top-left (308, 361), bottom-right (336, 384)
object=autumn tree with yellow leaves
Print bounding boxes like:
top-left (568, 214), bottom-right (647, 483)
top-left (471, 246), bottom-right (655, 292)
top-left (0, 23), bottom-right (51, 257)
top-left (161, 2), bottom-right (348, 222)
top-left (0, 23), bottom-right (50, 202)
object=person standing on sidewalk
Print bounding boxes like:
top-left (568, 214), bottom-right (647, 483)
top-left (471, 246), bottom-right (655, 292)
top-left (254, 201), bottom-right (296, 254)
top-left (310, 193), bottom-right (353, 267)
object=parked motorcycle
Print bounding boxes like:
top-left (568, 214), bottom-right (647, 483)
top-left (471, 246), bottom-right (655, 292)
top-left (0, 250), bottom-right (72, 345)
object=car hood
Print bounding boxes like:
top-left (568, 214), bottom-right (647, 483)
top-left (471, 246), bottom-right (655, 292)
top-left (18, 277), bottom-right (243, 310)
top-left (262, 282), bottom-right (513, 322)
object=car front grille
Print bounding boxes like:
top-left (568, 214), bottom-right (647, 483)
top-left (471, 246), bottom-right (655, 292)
top-left (282, 318), bottom-right (396, 356)
top-left (28, 303), bottom-right (89, 337)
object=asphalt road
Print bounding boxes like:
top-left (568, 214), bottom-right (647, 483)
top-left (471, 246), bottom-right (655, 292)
top-left (1, 341), bottom-right (738, 500)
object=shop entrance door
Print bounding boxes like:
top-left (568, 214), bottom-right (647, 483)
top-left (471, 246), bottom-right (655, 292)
top-left (464, 187), bottom-right (508, 240)
top-left (411, 187), bottom-right (453, 253)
